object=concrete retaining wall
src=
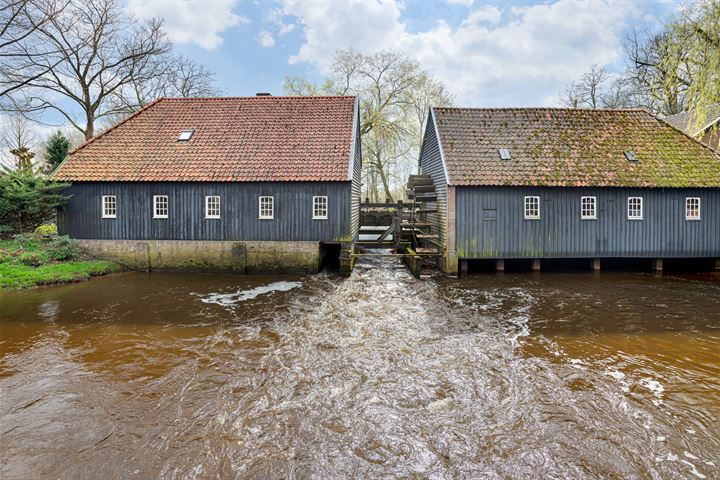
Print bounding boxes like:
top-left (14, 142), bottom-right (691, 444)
top-left (77, 240), bottom-right (321, 274)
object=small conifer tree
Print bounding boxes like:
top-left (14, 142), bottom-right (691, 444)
top-left (44, 131), bottom-right (71, 173)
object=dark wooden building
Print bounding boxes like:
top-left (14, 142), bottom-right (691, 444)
top-left (418, 107), bottom-right (720, 274)
top-left (53, 95), bottom-right (362, 272)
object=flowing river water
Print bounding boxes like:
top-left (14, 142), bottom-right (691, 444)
top-left (1, 258), bottom-right (719, 479)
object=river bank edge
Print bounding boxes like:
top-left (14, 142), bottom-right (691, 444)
top-left (0, 237), bottom-right (122, 291)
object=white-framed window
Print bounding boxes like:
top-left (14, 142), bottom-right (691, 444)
top-left (685, 197), bottom-right (700, 220)
top-left (627, 196), bottom-right (643, 220)
top-left (524, 196), bottom-right (540, 220)
top-left (313, 196), bottom-right (328, 220)
top-left (581, 196), bottom-right (597, 220)
top-left (259, 196), bottom-right (274, 219)
top-left (153, 195), bottom-right (168, 219)
top-left (205, 195), bottom-right (220, 219)
top-left (102, 195), bottom-right (116, 218)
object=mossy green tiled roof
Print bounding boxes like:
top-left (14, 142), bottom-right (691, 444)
top-left (432, 107), bottom-right (720, 187)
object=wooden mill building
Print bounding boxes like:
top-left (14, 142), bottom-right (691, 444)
top-left (418, 107), bottom-right (720, 274)
top-left (53, 95), bottom-right (362, 273)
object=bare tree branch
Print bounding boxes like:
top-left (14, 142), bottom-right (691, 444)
top-left (1, 0), bottom-right (172, 140)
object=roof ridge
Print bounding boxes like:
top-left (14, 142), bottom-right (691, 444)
top-left (161, 95), bottom-right (357, 100)
top-left (66, 97), bottom-right (166, 157)
top-left (432, 106), bottom-right (650, 113)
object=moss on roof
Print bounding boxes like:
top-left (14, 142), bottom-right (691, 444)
top-left (433, 107), bottom-right (720, 187)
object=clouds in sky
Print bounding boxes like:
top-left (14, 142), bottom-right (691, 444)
top-left (125, 0), bottom-right (666, 106)
top-left (259, 30), bottom-right (276, 48)
top-left (278, 0), bottom-right (633, 106)
top-left (127, 0), bottom-right (249, 50)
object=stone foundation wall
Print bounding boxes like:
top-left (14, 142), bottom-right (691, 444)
top-left (77, 240), bottom-right (321, 274)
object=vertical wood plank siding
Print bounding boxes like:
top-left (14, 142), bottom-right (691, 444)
top-left (418, 112), bottom-right (448, 245)
top-left (455, 186), bottom-right (720, 258)
top-left (58, 182), bottom-right (351, 241)
top-left (350, 111), bottom-right (363, 240)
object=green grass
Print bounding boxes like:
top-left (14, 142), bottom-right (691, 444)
top-left (0, 238), bottom-right (121, 290)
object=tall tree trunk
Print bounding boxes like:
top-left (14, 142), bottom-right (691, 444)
top-left (84, 98), bottom-right (95, 140)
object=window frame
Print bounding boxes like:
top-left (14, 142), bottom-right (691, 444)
top-left (178, 129), bottom-right (194, 141)
top-left (101, 195), bottom-right (117, 219)
top-left (580, 196), bottom-right (597, 220)
top-left (153, 195), bottom-right (169, 219)
top-left (685, 197), bottom-right (701, 221)
top-left (313, 196), bottom-right (328, 220)
top-left (524, 196), bottom-right (540, 220)
top-left (205, 195), bottom-right (221, 219)
top-left (259, 196), bottom-right (274, 220)
top-left (627, 196), bottom-right (643, 220)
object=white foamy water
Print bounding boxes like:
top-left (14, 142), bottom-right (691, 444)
top-left (198, 281), bottom-right (302, 307)
top-left (2, 266), bottom-right (720, 480)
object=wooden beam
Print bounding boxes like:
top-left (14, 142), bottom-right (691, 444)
top-left (496, 259), bottom-right (505, 272)
top-left (592, 258), bottom-right (601, 271)
top-left (653, 258), bottom-right (663, 272)
top-left (531, 259), bottom-right (541, 271)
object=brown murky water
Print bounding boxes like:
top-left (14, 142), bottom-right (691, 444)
top-left (1, 259), bottom-right (719, 479)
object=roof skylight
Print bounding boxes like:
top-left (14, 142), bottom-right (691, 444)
top-left (624, 150), bottom-right (638, 162)
top-left (498, 148), bottom-right (512, 160)
top-left (178, 130), bottom-right (194, 141)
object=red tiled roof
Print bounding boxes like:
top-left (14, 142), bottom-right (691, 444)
top-left (53, 96), bottom-right (358, 182)
top-left (431, 107), bottom-right (720, 187)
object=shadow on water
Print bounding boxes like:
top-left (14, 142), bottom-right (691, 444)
top-left (1, 259), bottom-right (719, 479)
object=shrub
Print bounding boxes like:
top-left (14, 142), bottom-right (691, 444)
top-left (18, 251), bottom-right (48, 266)
top-left (35, 224), bottom-right (58, 239)
top-left (0, 167), bottom-right (70, 234)
top-left (47, 235), bottom-right (81, 261)
top-left (12, 232), bottom-right (39, 248)
top-left (0, 249), bottom-right (10, 263)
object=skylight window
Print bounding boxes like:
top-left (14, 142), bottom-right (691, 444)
top-left (498, 148), bottom-right (512, 160)
top-left (178, 130), bottom-right (194, 141)
top-left (624, 150), bottom-right (638, 162)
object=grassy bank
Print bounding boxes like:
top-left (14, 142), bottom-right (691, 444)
top-left (0, 235), bottom-right (121, 290)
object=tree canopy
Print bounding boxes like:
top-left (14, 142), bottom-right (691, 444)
top-left (560, 0), bottom-right (720, 126)
top-left (0, 0), bottom-right (221, 140)
top-left (285, 50), bottom-right (453, 201)
top-left (661, 0), bottom-right (720, 131)
top-left (43, 131), bottom-right (70, 173)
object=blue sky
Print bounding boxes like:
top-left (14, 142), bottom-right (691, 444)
top-left (128, 0), bottom-right (682, 107)
top-left (0, 0), bottom-right (684, 164)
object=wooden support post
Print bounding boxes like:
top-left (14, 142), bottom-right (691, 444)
top-left (715, 259), bottom-right (720, 270)
top-left (531, 259), bottom-right (541, 271)
top-left (592, 258), bottom-right (601, 271)
top-left (495, 259), bottom-right (505, 272)
top-left (460, 259), bottom-right (468, 277)
top-left (395, 200), bottom-right (403, 250)
top-left (653, 258), bottom-right (663, 272)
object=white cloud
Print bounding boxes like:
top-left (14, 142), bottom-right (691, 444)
top-left (444, 0), bottom-right (474, 6)
top-left (259, 30), bottom-right (276, 48)
top-left (266, 8), bottom-right (296, 36)
top-left (127, 0), bottom-right (249, 50)
top-left (282, 0), bottom-right (405, 68)
top-left (280, 0), bottom-right (635, 106)
top-left (461, 5), bottom-right (502, 26)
